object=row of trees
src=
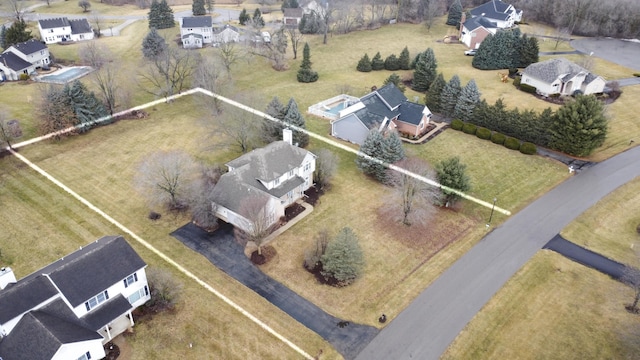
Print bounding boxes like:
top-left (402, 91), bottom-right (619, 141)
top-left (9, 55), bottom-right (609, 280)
top-left (148, 0), bottom-right (174, 29)
top-left (356, 47), bottom-right (412, 72)
top-left (191, 0), bottom-right (213, 16)
top-left (425, 73), bottom-right (481, 122)
top-left (472, 30), bottom-right (539, 70)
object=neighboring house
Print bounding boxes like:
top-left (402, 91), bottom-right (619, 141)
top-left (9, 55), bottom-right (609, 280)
top-left (331, 84), bottom-right (432, 145)
top-left (0, 52), bottom-right (36, 81)
top-left (283, 7), bottom-right (303, 27)
top-left (180, 16), bottom-right (213, 49)
top-left (459, 14), bottom-right (499, 49)
top-left (211, 134), bottom-right (316, 233)
top-left (0, 39), bottom-right (50, 81)
top-left (212, 24), bottom-right (240, 44)
top-left (521, 58), bottom-right (606, 96)
top-left (469, 0), bottom-right (522, 29)
top-left (38, 18), bottom-right (94, 44)
top-left (0, 236), bottom-right (150, 360)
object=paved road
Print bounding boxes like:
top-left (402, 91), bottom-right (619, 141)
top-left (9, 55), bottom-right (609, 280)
top-left (571, 38), bottom-right (640, 72)
top-left (356, 145), bottom-right (640, 360)
top-left (544, 234), bottom-right (626, 280)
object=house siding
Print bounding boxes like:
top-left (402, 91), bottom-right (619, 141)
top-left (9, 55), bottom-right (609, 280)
top-left (52, 339), bottom-right (106, 360)
top-left (331, 115), bottom-right (370, 145)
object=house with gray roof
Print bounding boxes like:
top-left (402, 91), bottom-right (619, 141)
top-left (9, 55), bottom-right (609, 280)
top-left (283, 7), bottom-right (303, 27)
top-left (180, 16), bottom-right (213, 48)
top-left (331, 84), bottom-right (432, 145)
top-left (38, 17), bottom-right (94, 44)
top-left (521, 58), bottom-right (606, 96)
top-left (459, 15), bottom-right (499, 49)
top-left (212, 24), bottom-right (240, 44)
top-left (211, 135), bottom-right (316, 233)
top-left (0, 236), bottom-right (150, 360)
top-left (469, 0), bottom-right (522, 29)
top-left (0, 39), bottom-right (50, 81)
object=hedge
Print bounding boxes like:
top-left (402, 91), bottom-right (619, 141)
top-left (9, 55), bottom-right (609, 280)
top-left (19, 73), bottom-right (29, 81)
top-left (519, 83), bottom-right (537, 94)
top-left (491, 132), bottom-right (506, 145)
top-left (504, 136), bottom-right (521, 150)
top-left (462, 122), bottom-right (477, 135)
top-left (476, 127), bottom-right (491, 140)
top-left (451, 119), bottom-right (464, 130)
top-left (519, 142), bottom-right (537, 155)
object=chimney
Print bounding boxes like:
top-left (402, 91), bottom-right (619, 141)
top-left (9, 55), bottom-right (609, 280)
top-left (0, 267), bottom-right (17, 290)
top-left (283, 128), bottom-right (293, 145)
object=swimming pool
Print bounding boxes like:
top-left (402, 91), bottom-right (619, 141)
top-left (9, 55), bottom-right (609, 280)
top-left (324, 101), bottom-right (348, 115)
top-left (38, 66), bottom-right (94, 84)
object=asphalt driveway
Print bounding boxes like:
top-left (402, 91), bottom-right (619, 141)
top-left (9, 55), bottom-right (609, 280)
top-left (171, 222), bottom-right (379, 360)
top-left (570, 38), bottom-right (640, 72)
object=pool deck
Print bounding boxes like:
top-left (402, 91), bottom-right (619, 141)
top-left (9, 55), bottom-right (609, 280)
top-left (36, 66), bottom-right (94, 84)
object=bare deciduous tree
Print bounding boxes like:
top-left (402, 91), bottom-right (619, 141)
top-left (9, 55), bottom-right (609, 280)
top-left (283, 25), bottom-right (303, 59)
top-left (79, 41), bottom-right (110, 68)
top-left (207, 93), bottom-right (263, 153)
top-left (194, 56), bottom-right (231, 115)
top-left (314, 148), bottom-right (338, 191)
top-left (144, 267), bottom-right (183, 312)
top-left (249, 28), bottom-right (288, 70)
top-left (139, 47), bottom-right (198, 100)
top-left (7, 0), bottom-right (25, 21)
top-left (134, 150), bottom-right (199, 210)
top-left (553, 27), bottom-right (572, 49)
top-left (385, 157), bottom-right (440, 226)
top-left (37, 85), bottom-right (77, 138)
top-left (216, 41), bottom-right (241, 73)
top-left (79, 42), bottom-right (120, 115)
top-left (190, 165), bottom-right (223, 229)
top-left (621, 247), bottom-right (640, 313)
top-left (235, 196), bottom-right (276, 256)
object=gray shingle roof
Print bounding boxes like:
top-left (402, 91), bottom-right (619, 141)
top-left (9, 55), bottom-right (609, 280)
top-left (462, 15), bottom-right (498, 31)
top-left (226, 141), bottom-right (310, 182)
top-left (0, 276), bottom-right (58, 324)
top-left (213, 24), bottom-right (239, 34)
top-left (182, 16), bottom-right (212, 28)
top-left (375, 83), bottom-right (406, 109)
top-left (81, 294), bottom-right (133, 331)
top-left (523, 58), bottom-right (597, 84)
top-left (397, 101), bottom-right (428, 125)
top-left (9, 39), bottom-right (48, 56)
top-left (0, 51), bottom-right (32, 71)
top-left (38, 17), bottom-right (70, 29)
top-left (470, 0), bottom-right (512, 21)
top-left (284, 8), bottom-right (303, 18)
top-left (69, 18), bottom-right (93, 35)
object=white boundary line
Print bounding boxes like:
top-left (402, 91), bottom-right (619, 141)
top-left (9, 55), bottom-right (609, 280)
top-left (7, 148), bottom-right (315, 360)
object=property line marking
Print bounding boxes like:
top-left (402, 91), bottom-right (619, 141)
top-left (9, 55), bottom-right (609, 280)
top-left (8, 148), bottom-right (315, 360)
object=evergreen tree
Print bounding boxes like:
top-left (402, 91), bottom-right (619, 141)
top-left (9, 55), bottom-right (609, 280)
top-left (453, 79), bottom-right (481, 122)
top-left (205, 0), bottom-right (214, 13)
top-left (281, 0), bottom-right (299, 11)
top-left (320, 227), bottom-right (365, 287)
top-left (149, 0), bottom-right (175, 29)
top-left (383, 73), bottom-right (405, 93)
top-left (384, 54), bottom-right (399, 71)
top-left (425, 72), bottom-right (446, 113)
top-left (148, 0), bottom-right (161, 28)
top-left (357, 53), bottom-right (372, 72)
top-left (192, 0), bottom-right (206, 16)
top-left (382, 130), bottom-right (405, 168)
top-left (252, 8), bottom-right (265, 28)
top-left (398, 46), bottom-right (411, 70)
top-left (473, 30), bottom-right (520, 70)
top-left (262, 97), bottom-right (286, 143)
top-left (446, 0), bottom-right (463, 28)
top-left (238, 9), bottom-right (250, 25)
top-left (65, 80), bottom-right (108, 130)
top-left (356, 129), bottom-right (386, 179)
top-left (297, 43), bottom-right (319, 83)
top-left (0, 25), bottom-right (6, 50)
top-left (518, 34), bottom-right (539, 68)
top-left (412, 48), bottom-right (437, 92)
top-left (4, 20), bottom-right (33, 48)
top-left (435, 156), bottom-right (471, 205)
top-left (548, 95), bottom-right (608, 156)
top-left (142, 28), bottom-right (167, 60)
top-left (283, 98), bottom-right (309, 147)
top-left (371, 52), bottom-right (385, 70)
top-left (440, 75), bottom-right (462, 118)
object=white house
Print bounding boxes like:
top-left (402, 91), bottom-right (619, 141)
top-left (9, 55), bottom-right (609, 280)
top-left (211, 134), bottom-right (316, 233)
top-left (38, 18), bottom-right (94, 44)
top-left (459, 14), bottom-right (499, 49)
top-left (0, 236), bottom-right (150, 360)
top-left (0, 39), bottom-right (50, 81)
top-left (469, 0), bottom-right (522, 29)
top-left (283, 7), bottom-right (303, 27)
top-left (180, 16), bottom-right (213, 48)
top-left (521, 58), bottom-right (606, 96)
top-left (212, 24), bottom-right (240, 44)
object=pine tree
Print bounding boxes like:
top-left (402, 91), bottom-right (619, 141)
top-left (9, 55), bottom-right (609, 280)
top-left (383, 73), bottom-right (405, 93)
top-left (4, 20), bottom-right (33, 48)
top-left (518, 34), bottom-right (539, 68)
top-left (435, 156), bottom-right (471, 205)
top-left (66, 80), bottom-right (108, 130)
top-left (357, 53), bottom-right (372, 72)
top-left (453, 79), bottom-right (481, 122)
top-left (0, 25), bottom-right (7, 50)
top-left (548, 95), bottom-right (608, 156)
top-left (384, 54), bottom-right (399, 71)
top-left (412, 48), bottom-right (437, 92)
top-left (158, 0), bottom-right (175, 29)
top-left (262, 97), bottom-right (286, 143)
top-left (382, 130), bottom-right (405, 168)
top-left (371, 52), bottom-right (385, 71)
top-left (356, 129), bottom-right (386, 179)
top-left (446, 0), bottom-right (463, 28)
top-left (142, 28), bottom-right (167, 60)
top-left (282, 0), bottom-right (299, 11)
top-left (205, 0), bottom-right (214, 13)
top-left (440, 75), bottom-right (462, 118)
top-left (398, 46), bottom-right (411, 70)
top-left (425, 72), bottom-right (446, 113)
top-left (252, 8), bottom-right (265, 28)
top-left (238, 9), bottom-right (250, 25)
top-left (148, 0), bottom-right (161, 29)
top-left (473, 30), bottom-right (519, 70)
top-left (192, 0), bottom-right (206, 16)
top-left (320, 227), bottom-right (365, 287)
top-left (297, 43), bottom-right (318, 83)
top-left (283, 98), bottom-right (309, 147)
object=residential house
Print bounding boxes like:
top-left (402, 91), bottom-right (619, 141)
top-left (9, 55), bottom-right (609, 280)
top-left (180, 16), bottom-right (213, 49)
top-left (0, 39), bottom-right (50, 81)
top-left (331, 84), bottom-right (432, 145)
top-left (0, 52), bottom-right (35, 81)
top-left (0, 236), bottom-right (150, 360)
top-left (469, 0), bottom-right (522, 29)
top-left (520, 58), bottom-right (606, 96)
top-left (211, 134), bottom-right (316, 233)
top-left (283, 7), bottom-right (303, 27)
top-left (212, 24), bottom-right (240, 44)
top-left (459, 14), bottom-right (499, 49)
top-left (38, 18), bottom-right (94, 44)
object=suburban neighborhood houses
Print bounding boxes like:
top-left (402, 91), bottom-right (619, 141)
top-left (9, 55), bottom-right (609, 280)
top-left (0, 0), bottom-right (640, 359)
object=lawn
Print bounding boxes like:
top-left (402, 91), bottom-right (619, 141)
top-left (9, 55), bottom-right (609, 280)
top-left (34, 1), bottom-right (148, 17)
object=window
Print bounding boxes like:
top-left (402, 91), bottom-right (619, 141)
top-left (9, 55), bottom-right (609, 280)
top-left (123, 273), bottom-right (138, 288)
top-left (85, 290), bottom-right (109, 311)
top-left (303, 162), bottom-right (311, 172)
top-left (128, 286), bottom-right (148, 304)
top-left (288, 170), bottom-right (294, 177)
top-left (274, 178), bottom-right (280, 186)
top-left (77, 351), bottom-right (91, 360)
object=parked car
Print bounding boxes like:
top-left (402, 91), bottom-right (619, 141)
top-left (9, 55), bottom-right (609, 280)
top-left (464, 49), bottom-right (477, 56)
top-left (261, 31), bottom-right (271, 43)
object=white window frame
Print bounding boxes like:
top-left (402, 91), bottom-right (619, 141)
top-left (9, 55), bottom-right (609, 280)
top-left (85, 290), bottom-right (109, 311)
top-left (123, 273), bottom-right (138, 288)
top-left (128, 285), bottom-right (149, 304)
top-left (76, 351), bottom-right (91, 360)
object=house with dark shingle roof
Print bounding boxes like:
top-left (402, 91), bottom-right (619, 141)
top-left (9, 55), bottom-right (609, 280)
top-left (180, 16), bottom-right (213, 48)
top-left (0, 39), bottom-right (50, 81)
top-left (211, 136), bottom-right (316, 233)
top-left (0, 52), bottom-right (34, 81)
top-left (469, 0), bottom-right (522, 29)
top-left (459, 15), bottom-right (499, 49)
top-left (521, 58), bottom-right (606, 96)
top-left (38, 17), bottom-right (94, 44)
top-left (0, 236), bottom-right (150, 360)
top-left (331, 84), bottom-right (432, 145)
top-left (212, 24), bottom-right (240, 44)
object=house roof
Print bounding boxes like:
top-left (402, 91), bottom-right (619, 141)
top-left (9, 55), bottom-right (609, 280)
top-left (226, 141), bottom-right (311, 183)
top-left (213, 24), bottom-right (239, 34)
top-left (522, 58), bottom-right (601, 85)
top-left (69, 18), bottom-right (92, 34)
top-left (284, 7), bottom-right (303, 18)
top-left (7, 39), bottom-right (48, 56)
top-left (0, 275), bottom-right (58, 324)
top-left (470, 0), bottom-right (514, 21)
top-left (81, 294), bottom-right (133, 331)
top-left (38, 17), bottom-right (70, 29)
top-left (398, 102), bottom-right (430, 125)
top-left (182, 16), bottom-right (212, 28)
top-left (375, 83), bottom-right (406, 109)
top-left (182, 33), bottom-right (204, 40)
top-left (462, 15), bottom-right (498, 32)
top-left (0, 51), bottom-right (32, 72)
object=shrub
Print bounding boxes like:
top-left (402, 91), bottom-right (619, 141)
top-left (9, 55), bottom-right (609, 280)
top-left (371, 52), bottom-right (385, 70)
top-left (451, 119), bottom-right (464, 130)
top-left (320, 227), bottom-right (365, 287)
top-left (504, 136), bottom-right (521, 150)
top-left (18, 73), bottom-right (29, 81)
top-left (148, 211), bottom-right (161, 220)
top-left (384, 54), bottom-right (400, 71)
top-left (633, 73), bottom-right (640, 77)
top-left (491, 132), bottom-right (506, 145)
top-left (508, 67), bottom-right (518, 76)
top-left (461, 122), bottom-right (477, 135)
top-left (357, 53), bottom-right (372, 72)
top-left (549, 93), bottom-right (561, 98)
top-left (513, 75), bottom-right (521, 87)
top-left (519, 142), bottom-right (537, 155)
top-left (476, 127), bottom-right (491, 140)
top-left (144, 268), bottom-right (182, 313)
top-left (519, 83), bottom-right (537, 94)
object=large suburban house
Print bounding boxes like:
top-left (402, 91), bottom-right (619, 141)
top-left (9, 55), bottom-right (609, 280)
top-left (38, 18), bottom-right (94, 44)
top-left (0, 39), bottom-right (50, 81)
top-left (213, 24), bottom-right (240, 44)
top-left (211, 134), bottom-right (316, 234)
top-left (331, 84), bottom-right (432, 145)
top-left (180, 16), bottom-right (213, 49)
top-left (469, 0), bottom-right (522, 29)
top-left (283, 7), bottom-right (303, 27)
top-left (459, 15), bottom-right (499, 49)
top-left (0, 236), bottom-right (150, 360)
top-left (521, 58), bottom-right (606, 97)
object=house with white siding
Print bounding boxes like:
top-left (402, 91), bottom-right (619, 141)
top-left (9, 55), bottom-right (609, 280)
top-left (0, 39), bottom-right (50, 81)
top-left (469, 0), bottom-right (522, 29)
top-left (180, 16), bottom-right (213, 48)
top-left (212, 24), bottom-right (240, 44)
top-left (38, 18), bottom-right (94, 44)
top-left (521, 58), bottom-right (606, 96)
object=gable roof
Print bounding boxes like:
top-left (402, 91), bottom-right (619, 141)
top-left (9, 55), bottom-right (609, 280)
top-left (213, 24), bottom-right (239, 34)
top-left (397, 102), bottom-right (429, 125)
top-left (182, 16), bottom-right (212, 28)
top-left (284, 7), bottom-right (303, 18)
top-left (0, 52), bottom-right (32, 72)
top-left (462, 15), bottom-right (498, 32)
top-left (0, 275), bottom-right (58, 324)
top-left (69, 18), bottom-right (93, 34)
top-left (522, 58), bottom-right (600, 84)
top-left (7, 39), bottom-right (48, 56)
top-left (38, 17), bottom-right (71, 29)
top-left (470, 0), bottom-right (514, 21)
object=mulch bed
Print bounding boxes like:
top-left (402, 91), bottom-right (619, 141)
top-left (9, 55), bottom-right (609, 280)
top-left (104, 342), bottom-right (120, 360)
top-left (251, 245), bottom-right (277, 265)
top-left (304, 186), bottom-right (323, 206)
top-left (285, 203), bottom-right (305, 222)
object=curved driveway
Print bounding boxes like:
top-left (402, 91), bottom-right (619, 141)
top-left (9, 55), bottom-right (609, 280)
top-left (357, 145), bottom-right (640, 360)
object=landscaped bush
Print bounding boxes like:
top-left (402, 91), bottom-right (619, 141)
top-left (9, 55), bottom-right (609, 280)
top-left (357, 54), bottom-right (372, 72)
top-left (476, 127), bottom-right (491, 140)
top-left (384, 54), bottom-right (400, 71)
top-left (451, 119), bottom-right (464, 130)
top-left (504, 136), bottom-right (521, 150)
top-left (519, 142), bottom-right (537, 155)
top-left (18, 73), bottom-right (29, 81)
top-left (549, 93), bottom-right (561, 98)
top-left (462, 122), bottom-right (477, 135)
top-left (633, 73), bottom-right (640, 77)
top-left (519, 83), bottom-right (537, 94)
top-left (491, 132), bottom-right (506, 145)
top-left (513, 76), bottom-right (521, 87)
top-left (371, 52), bottom-right (384, 70)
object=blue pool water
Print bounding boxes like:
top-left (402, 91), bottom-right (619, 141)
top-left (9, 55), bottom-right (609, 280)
top-left (39, 67), bottom-right (93, 84)
top-left (325, 102), bottom-right (347, 114)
